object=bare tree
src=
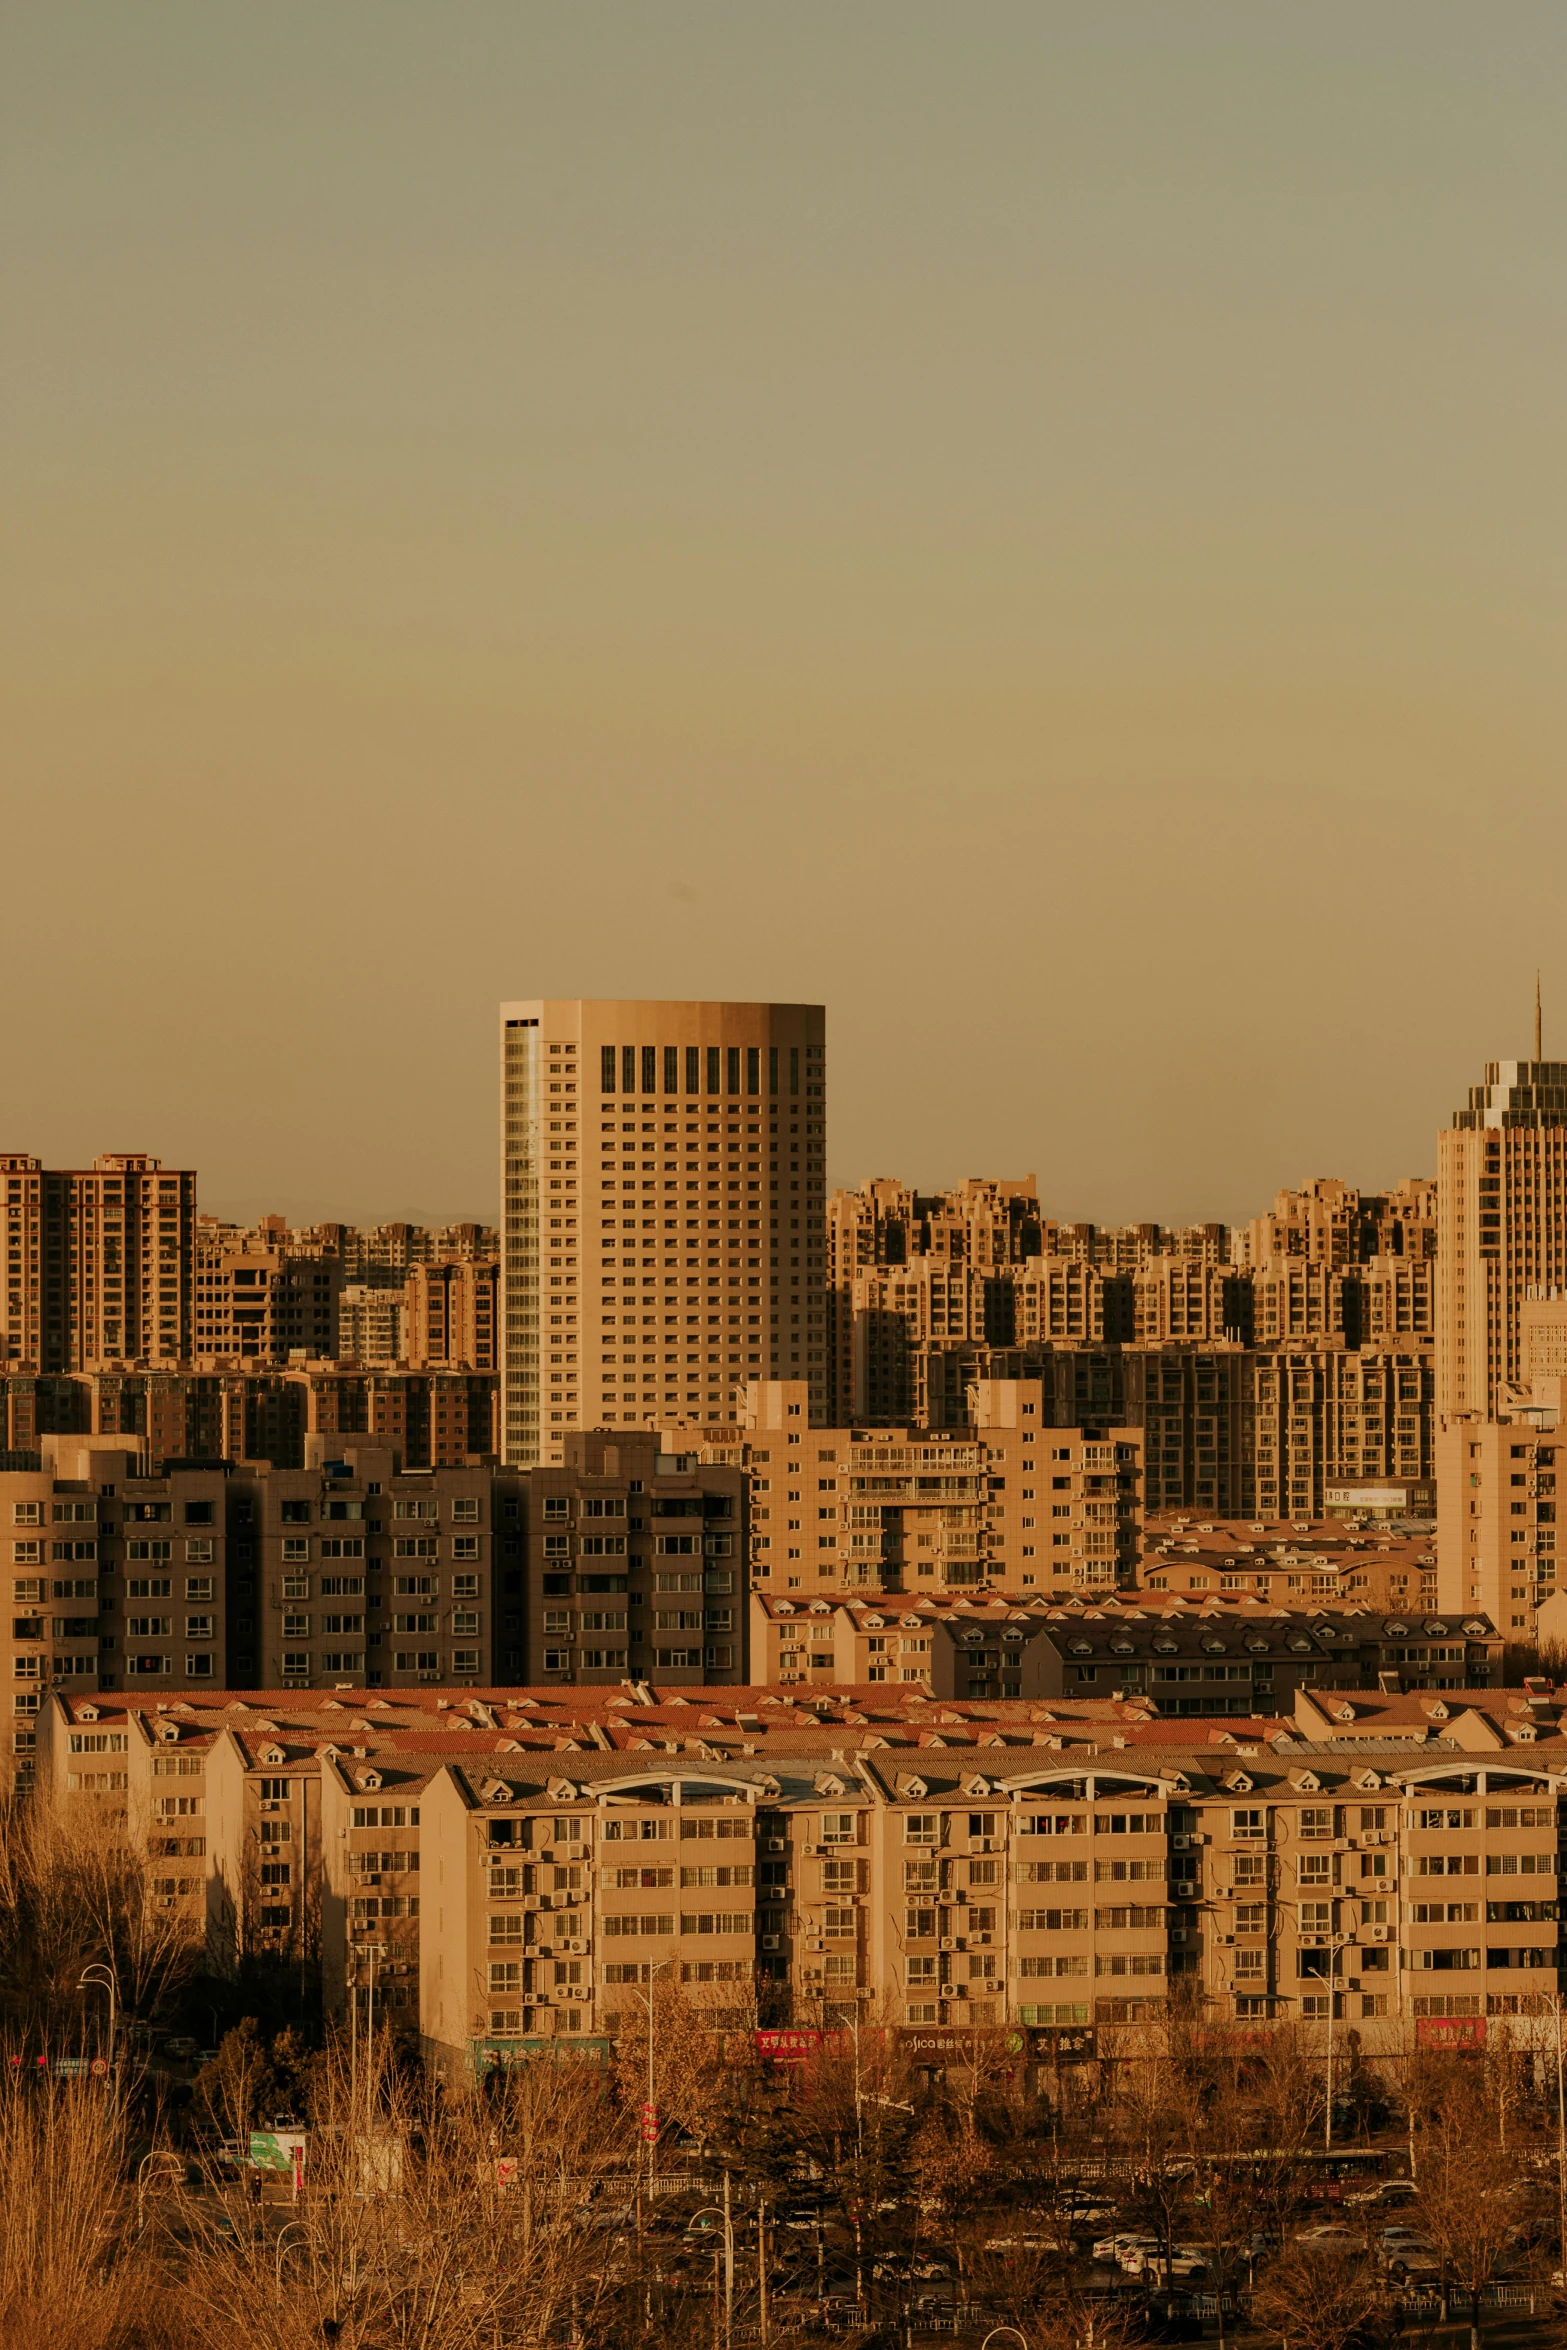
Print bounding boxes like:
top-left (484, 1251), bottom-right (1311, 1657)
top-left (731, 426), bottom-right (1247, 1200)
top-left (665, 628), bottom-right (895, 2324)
top-left (1249, 2243), bottom-right (1386, 2350)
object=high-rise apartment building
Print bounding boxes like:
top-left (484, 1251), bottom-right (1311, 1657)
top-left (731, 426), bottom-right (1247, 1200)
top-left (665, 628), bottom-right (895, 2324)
top-left (193, 1227), bottom-right (341, 1362)
top-left (1, 1154), bottom-right (195, 1371)
top-left (1436, 1405), bottom-right (1559, 1630)
top-left (1438, 1056), bottom-right (1567, 1418)
top-left (404, 1260), bottom-right (498, 1371)
top-left (499, 1000), bottom-right (827, 1468)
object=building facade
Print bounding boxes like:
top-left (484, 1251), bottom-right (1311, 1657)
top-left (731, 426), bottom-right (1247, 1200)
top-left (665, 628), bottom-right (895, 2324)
top-left (499, 1000), bottom-right (827, 1470)
top-left (519, 1430), bottom-right (745, 1687)
top-left (1, 1153), bottom-right (195, 1372)
top-left (1439, 1057), bottom-right (1567, 1420)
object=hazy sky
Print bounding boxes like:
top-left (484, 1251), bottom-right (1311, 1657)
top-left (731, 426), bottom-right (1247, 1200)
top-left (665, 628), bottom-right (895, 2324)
top-left (5, 6), bottom-right (1565, 1230)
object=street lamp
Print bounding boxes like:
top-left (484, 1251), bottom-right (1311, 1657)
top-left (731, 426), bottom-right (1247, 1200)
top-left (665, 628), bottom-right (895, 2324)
top-left (685, 2203), bottom-right (735, 2349)
top-left (78, 1963), bottom-right (117, 2061)
top-left (628, 1955), bottom-right (677, 2325)
top-left (135, 2149), bottom-right (186, 2236)
top-left (275, 2219), bottom-right (310, 2302)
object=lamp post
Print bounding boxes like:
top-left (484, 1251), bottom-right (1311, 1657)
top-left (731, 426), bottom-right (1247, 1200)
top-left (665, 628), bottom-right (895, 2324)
top-left (684, 2205), bottom-right (735, 2350)
top-left (629, 1955), bottom-right (676, 2324)
top-left (78, 1963), bottom-right (117, 2062)
top-left (1552, 1993), bottom-right (1567, 2277)
top-left (135, 2149), bottom-right (186, 2237)
top-left (275, 2219), bottom-right (310, 2302)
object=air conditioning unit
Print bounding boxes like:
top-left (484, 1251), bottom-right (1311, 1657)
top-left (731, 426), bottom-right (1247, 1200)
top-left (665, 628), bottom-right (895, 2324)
top-left (940, 1937), bottom-right (955, 1951)
top-left (1172, 1834), bottom-right (1193, 1852)
top-left (566, 1939), bottom-right (587, 1956)
top-left (767, 1837), bottom-right (786, 1853)
top-left (1171, 1929), bottom-right (1188, 1945)
top-left (1173, 1883), bottom-right (1198, 1902)
top-left (1300, 1934), bottom-right (1326, 1947)
top-left (523, 1896), bottom-right (542, 1911)
top-left (1371, 1924), bottom-right (1389, 1942)
top-left (762, 1934), bottom-right (781, 1951)
top-left (950, 1983), bottom-right (968, 1998)
top-left (808, 1937), bottom-right (826, 1953)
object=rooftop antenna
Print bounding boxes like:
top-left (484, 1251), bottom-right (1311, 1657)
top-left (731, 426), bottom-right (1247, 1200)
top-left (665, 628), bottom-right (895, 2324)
top-left (1536, 971), bottom-right (1543, 1064)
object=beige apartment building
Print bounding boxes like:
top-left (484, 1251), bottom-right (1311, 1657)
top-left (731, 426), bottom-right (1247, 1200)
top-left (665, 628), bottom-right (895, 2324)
top-left (194, 1230), bottom-right (341, 1364)
top-left (662, 1379), bottom-right (1142, 1597)
top-left (417, 1690), bottom-right (1567, 2072)
top-left (499, 1001), bottom-right (827, 1470)
top-left (748, 1588), bottom-right (1501, 1706)
top-left (518, 1430), bottom-right (745, 1688)
top-left (43, 1677), bottom-right (1567, 2065)
top-left (2, 1435), bottom-right (231, 1783)
top-left (1438, 1057), bottom-right (1567, 1419)
top-left (236, 1440), bottom-right (511, 1694)
top-left (404, 1260), bottom-right (498, 1372)
top-left (1436, 1403), bottom-right (1560, 1634)
top-left (1, 1153), bottom-right (195, 1372)
top-left (1140, 1515), bottom-right (1440, 1610)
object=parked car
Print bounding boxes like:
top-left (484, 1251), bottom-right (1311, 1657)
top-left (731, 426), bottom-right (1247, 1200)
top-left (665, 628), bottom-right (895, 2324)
top-left (1376, 2229), bottom-right (1441, 2280)
top-left (1126, 2244), bottom-right (1209, 2280)
top-left (1094, 2232), bottom-right (1159, 2265)
top-left (1345, 2179), bottom-right (1416, 2208)
top-left (983, 2234), bottom-right (1072, 2255)
top-left (1295, 2223), bottom-right (1369, 2248)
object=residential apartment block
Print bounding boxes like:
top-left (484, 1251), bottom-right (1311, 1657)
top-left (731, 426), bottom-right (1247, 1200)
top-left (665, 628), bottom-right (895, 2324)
top-left (1437, 1406), bottom-right (1560, 1634)
top-left (748, 1590), bottom-right (1499, 1707)
top-left (1, 1153), bottom-right (195, 1372)
top-left (4, 1435), bottom-right (230, 1782)
top-left (500, 1000), bottom-right (827, 1469)
top-left (661, 1379), bottom-right (1142, 1597)
top-left (194, 1228), bottom-right (341, 1363)
top-left (43, 1675), bottom-right (1567, 2066)
top-left (519, 1431), bottom-right (744, 1688)
top-left (1140, 1515), bottom-right (1440, 1610)
top-left (1439, 1056), bottom-right (1567, 1419)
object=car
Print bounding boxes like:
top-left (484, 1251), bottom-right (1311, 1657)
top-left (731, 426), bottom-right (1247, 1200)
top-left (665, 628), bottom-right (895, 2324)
top-left (1095, 2232), bottom-right (1158, 2265)
top-left (1132, 2245), bottom-right (1210, 2282)
top-left (164, 2036), bottom-right (198, 2061)
top-left (1295, 2223), bottom-right (1368, 2248)
top-left (1345, 2179), bottom-right (1417, 2208)
top-left (983, 2235), bottom-right (1072, 2255)
top-left (1376, 2230), bottom-right (1440, 2280)
top-left (781, 2209), bottom-right (823, 2232)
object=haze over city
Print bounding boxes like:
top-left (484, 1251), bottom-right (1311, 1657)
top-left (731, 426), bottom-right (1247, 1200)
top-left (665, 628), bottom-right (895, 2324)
top-left (7, 5), bottom-right (1567, 1227)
